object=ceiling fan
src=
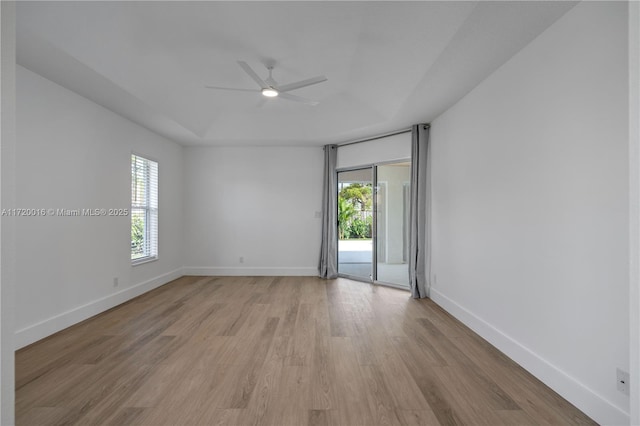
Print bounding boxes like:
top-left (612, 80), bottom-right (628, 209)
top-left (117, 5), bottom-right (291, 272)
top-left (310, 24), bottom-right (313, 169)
top-left (206, 61), bottom-right (327, 106)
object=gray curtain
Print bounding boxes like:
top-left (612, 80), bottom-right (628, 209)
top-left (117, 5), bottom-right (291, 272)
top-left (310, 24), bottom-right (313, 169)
top-left (409, 124), bottom-right (431, 298)
top-left (318, 144), bottom-right (338, 279)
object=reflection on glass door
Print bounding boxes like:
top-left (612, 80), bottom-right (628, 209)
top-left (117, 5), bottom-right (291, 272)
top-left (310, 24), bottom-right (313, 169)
top-left (337, 168), bottom-right (373, 281)
top-left (375, 162), bottom-right (411, 288)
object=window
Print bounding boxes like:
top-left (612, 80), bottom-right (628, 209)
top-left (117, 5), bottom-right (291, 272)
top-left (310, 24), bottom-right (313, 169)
top-left (131, 154), bottom-right (158, 264)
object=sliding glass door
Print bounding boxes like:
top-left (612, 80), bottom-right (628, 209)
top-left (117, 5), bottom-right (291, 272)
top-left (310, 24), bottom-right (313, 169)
top-left (375, 162), bottom-right (411, 288)
top-left (337, 161), bottom-right (410, 289)
top-left (337, 168), bottom-right (373, 281)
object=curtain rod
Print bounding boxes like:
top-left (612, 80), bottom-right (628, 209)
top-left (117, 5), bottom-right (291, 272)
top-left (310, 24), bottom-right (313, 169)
top-left (337, 128), bottom-right (412, 147)
top-left (337, 124), bottom-right (429, 147)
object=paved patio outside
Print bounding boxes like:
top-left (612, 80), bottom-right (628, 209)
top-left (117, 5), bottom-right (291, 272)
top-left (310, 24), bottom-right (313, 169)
top-left (338, 239), bottom-right (408, 287)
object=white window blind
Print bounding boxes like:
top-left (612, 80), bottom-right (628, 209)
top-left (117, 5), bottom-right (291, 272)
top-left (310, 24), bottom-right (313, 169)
top-left (131, 154), bottom-right (158, 264)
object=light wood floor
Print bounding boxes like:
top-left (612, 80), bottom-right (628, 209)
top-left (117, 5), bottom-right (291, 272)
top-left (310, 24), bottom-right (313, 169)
top-left (16, 276), bottom-right (596, 426)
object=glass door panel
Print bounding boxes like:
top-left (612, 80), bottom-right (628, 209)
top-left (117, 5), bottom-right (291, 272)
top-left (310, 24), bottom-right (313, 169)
top-left (337, 168), bottom-right (373, 281)
top-left (375, 162), bottom-right (411, 288)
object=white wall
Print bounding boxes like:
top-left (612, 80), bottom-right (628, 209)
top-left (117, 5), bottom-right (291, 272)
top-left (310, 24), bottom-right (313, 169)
top-left (430, 2), bottom-right (629, 424)
top-left (14, 66), bottom-right (184, 348)
top-left (1, 2), bottom-right (16, 424)
top-left (183, 146), bottom-right (323, 276)
top-left (629, 1), bottom-right (640, 422)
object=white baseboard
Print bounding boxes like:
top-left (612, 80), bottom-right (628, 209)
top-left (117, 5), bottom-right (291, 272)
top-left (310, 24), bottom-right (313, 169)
top-left (430, 288), bottom-right (629, 426)
top-left (14, 268), bottom-right (184, 349)
top-left (183, 266), bottom-right (318, 276)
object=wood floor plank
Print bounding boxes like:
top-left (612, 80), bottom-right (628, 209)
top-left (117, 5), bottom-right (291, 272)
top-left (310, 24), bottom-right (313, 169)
top-left (16, 334), bottom-right (115, 390)
top-left (430, 365), bottom-right (511, 426)
top-left (238, 339), bottom-right (289, 426)
top-left (395, 409), bottom-right (442, 426)
top-left (194, 408), bottom-right (242, 426)
top-left (415, 317), bottom-right (521, 411)
top-left (15, 362), bottom-right (93, 413)
top-left (254, 365), bottom-right (310, 426)
top-left (288, 303), bottom-right (314, 366)
top-left (48, 363), bottom-right (155, 425)
top-left (370, 335), bottom-right (431, 411)
top-left (222, 317), bottom-right (280, 409)
top-left (101, 407), bottom-right (146, 426)
top-left (362, 364), bottom-right (403, 426)
top-left (448, 335), bottom-right (589, 425)
top-left (15, 276), bottom-right (597, 426)
top-left (308, 329), bottom-right (338, 410)
top-left (14, 407), bottom-right (69, 426)
top-left (332, 336), bottom-right (404, 426)
top-left (308, 409), bottom-right (330, 426)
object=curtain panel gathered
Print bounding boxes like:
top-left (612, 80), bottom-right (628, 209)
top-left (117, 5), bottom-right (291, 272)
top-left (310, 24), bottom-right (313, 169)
top-left (318, 144), bottom-right (338, 279)
top-left (409, 124), bottom-right (431, 298)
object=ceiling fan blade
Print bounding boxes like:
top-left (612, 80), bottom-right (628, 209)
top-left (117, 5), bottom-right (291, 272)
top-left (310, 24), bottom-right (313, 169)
top-left (278, 92), bottom-right (319, 106)
top-left (277, 75), bottom-right (327, 93)
top-left (205, 85), bottom-right (259, 92)
top-left (237, 61), bottom-right (269, 90)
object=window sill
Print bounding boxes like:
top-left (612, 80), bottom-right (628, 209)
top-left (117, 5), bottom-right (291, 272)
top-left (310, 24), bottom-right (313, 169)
top-left (132, 256), bottom-right (158, 267)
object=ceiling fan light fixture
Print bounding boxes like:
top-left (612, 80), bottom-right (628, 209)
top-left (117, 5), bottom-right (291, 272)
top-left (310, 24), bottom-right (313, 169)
top-left (261, 87), bottom-right (279, 97)
top-left (207, 61), bottom-right (325, 105)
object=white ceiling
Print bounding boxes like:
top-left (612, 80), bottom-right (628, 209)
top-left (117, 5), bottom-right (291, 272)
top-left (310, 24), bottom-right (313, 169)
top-left (16, 1), bottom-right (577, 147)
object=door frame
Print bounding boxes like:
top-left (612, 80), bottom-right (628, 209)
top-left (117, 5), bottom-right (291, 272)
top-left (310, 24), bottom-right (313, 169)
top-left (336, 158), bottom-right (411, 289)
top-left (336, 166), bottom-right (375, 283)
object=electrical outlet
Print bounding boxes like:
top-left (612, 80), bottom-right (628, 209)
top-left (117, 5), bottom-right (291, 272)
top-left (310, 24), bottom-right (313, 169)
top-left (239, 256), bottom-right (244, 264)
top-left (617, 368), bottom-right (630, 396)
top-left (113, 277), bottom-right (119, 287)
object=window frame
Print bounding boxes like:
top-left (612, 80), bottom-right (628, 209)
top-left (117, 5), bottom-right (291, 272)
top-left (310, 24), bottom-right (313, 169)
top-left (131, 153), bottom-right (158, 265)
